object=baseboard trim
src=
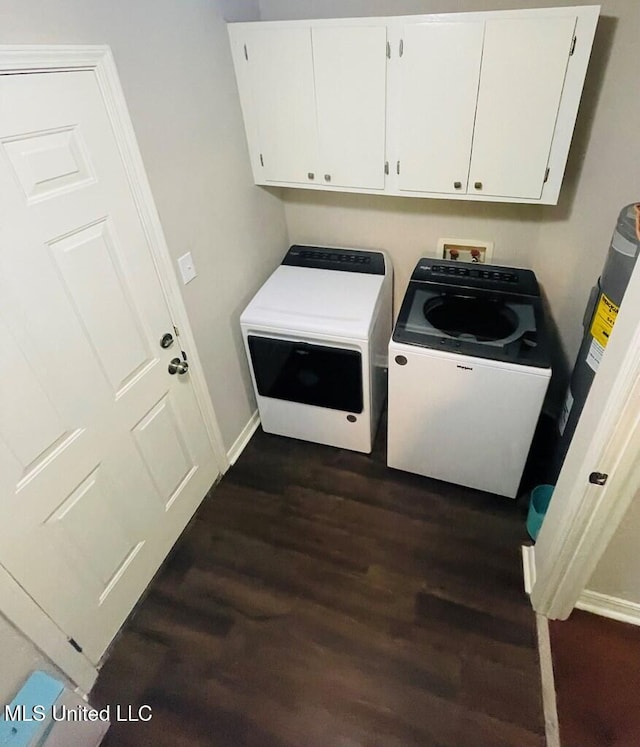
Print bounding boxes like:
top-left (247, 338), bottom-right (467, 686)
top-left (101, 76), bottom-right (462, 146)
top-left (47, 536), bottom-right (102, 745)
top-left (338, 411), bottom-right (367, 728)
top-left (576, 589), bottom-right (640, 626)
top-left (522, 544), bottom-right (537, 594)
top-left (227, 410), bottom-right (260, 466)
top-left (536, 613), bottom-right (560, 747)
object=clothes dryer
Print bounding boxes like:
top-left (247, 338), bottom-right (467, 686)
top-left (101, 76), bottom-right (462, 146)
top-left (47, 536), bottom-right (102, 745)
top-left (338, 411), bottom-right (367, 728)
top-left (241, 245), bottom-right (392, 453)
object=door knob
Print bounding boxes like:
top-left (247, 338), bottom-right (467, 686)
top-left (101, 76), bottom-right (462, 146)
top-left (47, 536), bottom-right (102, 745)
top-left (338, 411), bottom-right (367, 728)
top-left (168, 357), bottom-right (189, 375)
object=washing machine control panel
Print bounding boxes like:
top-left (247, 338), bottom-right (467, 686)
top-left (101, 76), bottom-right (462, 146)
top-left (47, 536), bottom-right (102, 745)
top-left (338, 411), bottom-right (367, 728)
top-left (412, 259), bottom-right (538, 296)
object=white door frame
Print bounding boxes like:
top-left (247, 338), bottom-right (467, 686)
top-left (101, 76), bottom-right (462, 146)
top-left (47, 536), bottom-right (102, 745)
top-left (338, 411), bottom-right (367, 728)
top-left (0, 45), bottom-right (229, 692)
top-left (527, 245), bottom-right (640, 620)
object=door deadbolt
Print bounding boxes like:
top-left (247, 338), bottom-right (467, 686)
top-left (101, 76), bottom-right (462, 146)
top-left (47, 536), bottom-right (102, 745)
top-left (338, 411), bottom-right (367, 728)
top-left (160, 332), bottom-right (174, 349)
top-left (168, 357), bottom-right (189, 375)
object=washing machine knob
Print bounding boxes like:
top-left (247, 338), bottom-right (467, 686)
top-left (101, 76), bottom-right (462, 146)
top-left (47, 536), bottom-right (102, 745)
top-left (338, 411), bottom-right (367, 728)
top-left (395, 355), bottom-right (408, 366)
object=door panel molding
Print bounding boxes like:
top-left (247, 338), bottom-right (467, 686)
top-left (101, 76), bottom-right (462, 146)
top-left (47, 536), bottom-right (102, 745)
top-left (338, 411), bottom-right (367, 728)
top-left (0, 45), bottom-right (228, 690)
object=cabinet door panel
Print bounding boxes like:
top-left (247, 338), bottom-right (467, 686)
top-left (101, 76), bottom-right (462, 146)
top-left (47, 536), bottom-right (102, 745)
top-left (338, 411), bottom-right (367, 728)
top-left (469, 16), bottom-right (576, 199)
top-left (313, 26), bottom-right (387, 190)
top-left (398, 22), bottom-right (484, 194)
top-left (247, 27), bottom-right (319, 184)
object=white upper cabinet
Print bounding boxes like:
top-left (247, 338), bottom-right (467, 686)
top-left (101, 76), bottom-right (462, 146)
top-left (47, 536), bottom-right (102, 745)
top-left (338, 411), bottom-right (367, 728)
top-left (397, 22), bottom-right (484, 195)
top-left (228, 6), bottom-right (600, 205)
top-left (468, 16), bottom-right (577, 199)
top-left (232, 23), bottom-right (387, 190)
top-left (313, 26), bottom-right (387, 189)
top-left (244, 27), bottom-right (319, 184)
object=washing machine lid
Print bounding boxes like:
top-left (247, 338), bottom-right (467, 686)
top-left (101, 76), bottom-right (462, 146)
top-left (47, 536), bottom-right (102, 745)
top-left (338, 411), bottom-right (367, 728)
top-left (393, 259), bottom-right (551, 367)
top-left (241, 264), bottom-right (385, 340)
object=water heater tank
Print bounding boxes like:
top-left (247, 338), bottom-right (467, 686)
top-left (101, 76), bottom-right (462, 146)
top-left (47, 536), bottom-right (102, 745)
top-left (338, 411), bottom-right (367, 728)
top-left (555, 203), bottom-right (640, 475)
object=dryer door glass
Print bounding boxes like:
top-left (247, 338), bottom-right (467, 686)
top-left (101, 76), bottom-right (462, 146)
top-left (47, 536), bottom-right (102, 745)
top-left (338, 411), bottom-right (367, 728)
top-left (248, 336), bottom-right (363, 413)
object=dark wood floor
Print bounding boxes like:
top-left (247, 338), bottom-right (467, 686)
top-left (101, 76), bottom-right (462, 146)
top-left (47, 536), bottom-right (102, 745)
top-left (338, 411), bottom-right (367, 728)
top-left (93, 423), bottom-right (545, 746)
top-left (551, 609), bottom-right (640, 747)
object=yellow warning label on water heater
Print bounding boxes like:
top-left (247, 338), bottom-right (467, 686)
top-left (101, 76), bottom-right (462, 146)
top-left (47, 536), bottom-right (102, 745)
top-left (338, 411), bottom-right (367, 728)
top-left (590, 293), bottom-right (619, 347)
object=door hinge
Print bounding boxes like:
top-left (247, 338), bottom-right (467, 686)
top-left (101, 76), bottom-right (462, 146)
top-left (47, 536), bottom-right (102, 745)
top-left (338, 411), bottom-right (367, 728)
top-left (259, 153), bottom-right (264, 167)
top-left (386, 41), bottom-right (391, 59)
top-left (589, 471), bottom-right (608, 486)
top-left (399, 39), bottom-right (404, 58)
top-left (396, 160), bottom-right (400, 175)
top-left (68, 638), bottom-right (83, 653)
top-left (244, 43), bottom-right (249, 61)
top-left (544, 167), bottom-right (550, 183)
top-left (569, 36), bottom-right (577, 56)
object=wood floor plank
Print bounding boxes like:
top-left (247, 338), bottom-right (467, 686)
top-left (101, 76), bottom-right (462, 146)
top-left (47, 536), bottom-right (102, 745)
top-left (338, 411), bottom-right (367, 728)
top-left (93, 425), bottom-right (544, 746)
top-left (550, 609), bottom-right (640, 747)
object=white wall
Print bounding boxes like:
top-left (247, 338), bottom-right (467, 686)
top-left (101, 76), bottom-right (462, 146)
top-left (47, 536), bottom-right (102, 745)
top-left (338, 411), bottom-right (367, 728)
top-left (587, 493), bottom-right (640, 608)
top-left (258, 0), bottom-right (640, 613)
top-left (533, 0), bottom-right (640, 384)
top-left (0, 0), bottom-right (288, 451)
top-left (259, 0), bottom-right (640, 407)
top-left (0, 0), bottom-right (288, 700)
top-left (0, 614), bottom-right (68, 704)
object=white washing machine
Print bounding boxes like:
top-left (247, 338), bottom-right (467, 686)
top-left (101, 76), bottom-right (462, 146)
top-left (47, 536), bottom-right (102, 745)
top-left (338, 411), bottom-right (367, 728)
top-left (387, 258), bottom-right (552, 498)
top-left (241, 245), bottom-right (392, 453)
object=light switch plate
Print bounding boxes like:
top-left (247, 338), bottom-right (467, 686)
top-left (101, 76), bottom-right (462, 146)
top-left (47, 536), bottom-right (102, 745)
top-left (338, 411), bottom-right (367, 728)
top-left (178, 252), bottom-right (197, 284)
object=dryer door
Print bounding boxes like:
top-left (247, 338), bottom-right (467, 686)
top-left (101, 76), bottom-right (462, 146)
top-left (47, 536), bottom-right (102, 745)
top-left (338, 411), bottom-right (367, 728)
top-left (247, 335), bottom-right (363, 413)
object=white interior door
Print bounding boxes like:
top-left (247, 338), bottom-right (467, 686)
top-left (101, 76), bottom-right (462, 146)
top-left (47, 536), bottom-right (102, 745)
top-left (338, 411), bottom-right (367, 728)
top-left (0, 70), bottom-right (218, 665)
top-left (312, 25), bottom-right (387, 190)
top-left (397, 22), bottom-right (484, 194)
top-left (247, 26), bottom-right (320, 184)
top-left (468, 16), bottom-right (576, 199)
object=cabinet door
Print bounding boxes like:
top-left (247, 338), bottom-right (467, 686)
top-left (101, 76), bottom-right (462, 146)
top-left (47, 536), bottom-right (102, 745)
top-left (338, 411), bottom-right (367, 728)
top-left (397, 22), bottom-right (484, 194)
top-left (312, 26), bottom-right (387, 190)
top-left (468, 16), bottom-right (577, 200)
top-left (246, 27), bottom-right (319, 184)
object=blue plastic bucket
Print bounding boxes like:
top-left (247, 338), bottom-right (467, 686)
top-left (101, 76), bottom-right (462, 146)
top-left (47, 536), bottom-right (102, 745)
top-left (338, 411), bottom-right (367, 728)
top-left (527, 484), bottom-right (554, 541)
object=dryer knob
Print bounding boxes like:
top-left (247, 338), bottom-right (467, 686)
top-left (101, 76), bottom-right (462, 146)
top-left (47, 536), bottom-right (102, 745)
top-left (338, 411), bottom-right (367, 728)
top-left (395, 355), bottom-right (408, 366)
top-left (346, 414), bottom-right (357, 423)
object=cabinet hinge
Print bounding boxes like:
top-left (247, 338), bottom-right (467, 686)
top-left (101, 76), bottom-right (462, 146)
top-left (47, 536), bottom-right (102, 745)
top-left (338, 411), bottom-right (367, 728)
top-left (544, 167), bottom-right (550, 183)
top-left (399, 39), bottom-right (404, 58)
top-left (259, 153), bottom-right (264, 167)
top-left (244, 44), bottom-right (249, 61)
top-left (396, 160), bottom-right (400, 175)
top-left (384, 161), bottom-right (389, 175)
top-left (569, 36), bottom-right (577, 56)
top-left (68, 638), bottom-right (83, 653)
top-left (386, 41), bottom-right (391, 59)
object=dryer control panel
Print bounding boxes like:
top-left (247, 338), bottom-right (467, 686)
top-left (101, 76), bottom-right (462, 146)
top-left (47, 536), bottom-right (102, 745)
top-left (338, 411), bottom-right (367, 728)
top-left (283, 245), bottom-right (386, 275)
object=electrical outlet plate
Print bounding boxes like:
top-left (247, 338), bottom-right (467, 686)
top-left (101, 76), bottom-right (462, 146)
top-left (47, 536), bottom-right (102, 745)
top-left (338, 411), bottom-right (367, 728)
top-left (437, 238), bottom-right (494, 264)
